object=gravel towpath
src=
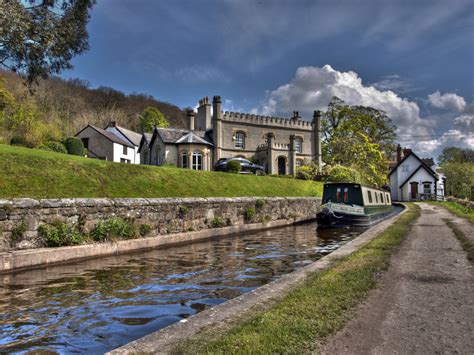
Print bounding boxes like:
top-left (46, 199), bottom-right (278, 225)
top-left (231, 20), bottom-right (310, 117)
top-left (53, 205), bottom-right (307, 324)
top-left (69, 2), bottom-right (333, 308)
top-left (321, 203), bottom-right (474, 354)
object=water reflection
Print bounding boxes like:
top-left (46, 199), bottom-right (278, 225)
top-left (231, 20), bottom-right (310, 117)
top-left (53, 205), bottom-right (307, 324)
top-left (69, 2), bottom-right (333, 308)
top-left (0, 222), bottom-right (365, 354)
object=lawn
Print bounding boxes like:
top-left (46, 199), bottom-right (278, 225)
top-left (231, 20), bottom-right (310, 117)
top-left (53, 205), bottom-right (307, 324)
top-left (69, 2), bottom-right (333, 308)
top-left (0, 144), bottom-right (323, 199)
top-left (174, 203), bottom-right (420, 354)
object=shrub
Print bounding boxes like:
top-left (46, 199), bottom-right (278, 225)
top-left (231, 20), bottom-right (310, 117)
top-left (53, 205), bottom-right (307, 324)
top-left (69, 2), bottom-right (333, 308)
top-left (64, 137), bottom-right (84, 156)
top-left (211, 217), bottom-right (225, 228)
top-left (38, 222), bottom-right (86, 247)
top-left (178, 205), bottom-right (188, 217)
top-left (39, 141), bottom-right (67, 154)
top-left (226, 160), bottom-right (241, 173)
top-left (11, 219), bottom-right (27, 243)
top-left (256, 199), bottom-right (265, 210)
top-left (10, 135), bottom-right (28, 147)
top-left (326, 164), bottom-right (364, 184)
top-left (139, 223), bottom-right (152, 237)
top-left (296, 170), bottom-right (312, 180)
top-left (90, 217), bottom-right (136, 241)
top-left (244, 207), bottom-right (256, 222)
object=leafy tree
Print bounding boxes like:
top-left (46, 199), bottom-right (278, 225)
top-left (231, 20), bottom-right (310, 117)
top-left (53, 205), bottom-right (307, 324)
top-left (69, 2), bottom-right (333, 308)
top-left (139, 106), bottom-right (169, 132)
top-left (438, 147), bottom-right (474, 164)
top-left (64, 136), bottom-right (84, 155)
top-left (321, 97), bottom-right (397, 186)
top-left (0, 0), bottom-right (95, 84)
top-left (440, 161), bottom-right (474, 199)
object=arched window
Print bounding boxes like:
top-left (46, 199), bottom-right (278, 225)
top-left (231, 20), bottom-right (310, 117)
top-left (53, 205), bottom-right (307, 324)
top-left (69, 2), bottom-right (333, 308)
top-left (234, 132), bottom-right (245, 149)
top-left (294, 137), bottom-right (303, 153)
top-left (181, 152), bottom-right (188, 168)
top-left (192, 151), bottom-right (203, 170)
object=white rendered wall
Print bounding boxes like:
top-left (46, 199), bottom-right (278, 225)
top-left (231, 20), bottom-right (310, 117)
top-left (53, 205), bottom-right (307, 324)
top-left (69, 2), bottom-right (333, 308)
top-left (112, 143), bottom-right (135, 163)
top-left (106, 127), bottom-right (140, 164)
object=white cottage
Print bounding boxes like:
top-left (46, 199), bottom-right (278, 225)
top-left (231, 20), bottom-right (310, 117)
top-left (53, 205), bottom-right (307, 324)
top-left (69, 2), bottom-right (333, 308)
top-left (389, 148), bottom-right (439, 201)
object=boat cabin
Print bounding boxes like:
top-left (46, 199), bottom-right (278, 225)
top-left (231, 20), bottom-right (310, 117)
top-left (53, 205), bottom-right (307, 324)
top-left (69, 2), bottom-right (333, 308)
top-left (322, 183), bottom-right (392, 207)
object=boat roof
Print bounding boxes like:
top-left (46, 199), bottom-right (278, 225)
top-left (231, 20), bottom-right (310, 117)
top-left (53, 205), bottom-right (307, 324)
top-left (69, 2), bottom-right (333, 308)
top-left (323, 182), bottom-right (390, 193)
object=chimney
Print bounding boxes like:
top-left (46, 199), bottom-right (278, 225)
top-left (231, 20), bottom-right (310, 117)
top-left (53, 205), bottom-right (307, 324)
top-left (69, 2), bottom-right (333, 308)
top-left (403, 148), bottom-right (412, 158)
top-left (196, 96), bottom-right (211, 130)
top-left (396, 144), bottom-right (402, 162)
top-left (186, 109), bottom-right (195, 131)
top-left (109, 121), bottom-right (117, 127)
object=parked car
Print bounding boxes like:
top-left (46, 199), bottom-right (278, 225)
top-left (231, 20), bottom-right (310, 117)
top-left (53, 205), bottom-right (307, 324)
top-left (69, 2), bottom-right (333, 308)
top-left (214, 158), bottom-right (266, 175)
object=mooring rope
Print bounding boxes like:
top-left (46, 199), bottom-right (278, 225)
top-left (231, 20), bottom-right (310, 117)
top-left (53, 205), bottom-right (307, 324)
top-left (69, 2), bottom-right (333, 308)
top-left (325, 201), bottom-right (344, 219)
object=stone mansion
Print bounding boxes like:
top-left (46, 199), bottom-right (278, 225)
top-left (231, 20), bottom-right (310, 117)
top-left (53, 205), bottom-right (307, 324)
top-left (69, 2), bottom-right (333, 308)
top-left (76, 96), bottom-right (322, 175)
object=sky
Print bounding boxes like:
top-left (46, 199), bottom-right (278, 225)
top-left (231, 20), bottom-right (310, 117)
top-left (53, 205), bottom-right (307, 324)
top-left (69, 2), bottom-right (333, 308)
top-left (62, 0), bottom-right (474, 158)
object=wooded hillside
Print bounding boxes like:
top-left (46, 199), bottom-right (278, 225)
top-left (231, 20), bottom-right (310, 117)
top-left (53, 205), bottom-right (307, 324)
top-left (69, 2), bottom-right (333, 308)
top-left (0, 70), bottom-right (187, 146)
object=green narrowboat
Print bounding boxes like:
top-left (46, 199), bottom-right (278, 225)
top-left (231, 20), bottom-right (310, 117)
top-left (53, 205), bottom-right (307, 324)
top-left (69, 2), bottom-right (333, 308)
top-left (317, 183), bottom-right (394, 227)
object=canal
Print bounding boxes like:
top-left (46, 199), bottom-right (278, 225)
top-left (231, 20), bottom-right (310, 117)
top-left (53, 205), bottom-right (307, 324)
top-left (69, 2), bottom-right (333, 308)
top-left (0, 222), bottom-right (367, 354)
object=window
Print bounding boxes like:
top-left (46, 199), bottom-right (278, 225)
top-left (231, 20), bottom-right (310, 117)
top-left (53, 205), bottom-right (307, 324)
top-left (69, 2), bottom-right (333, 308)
top-left (296, 159), bottom-right (303, 169)
top-left (192, 151), bottom-right (202, 170)
top-left (336, 187), bottom-right (341, 202)
top-left (343, 188), bottom-right (349, 202)
top-left (123, 145), bottom-right (128, 155)
top-left (380, 193), bottom-right (384, 203)
top-left (234, 132), bottom-right (245, 149)
top-left (423, 183), bottom-right (431, 194)
top-left (81, 138), bottom-right (89, 149)
top-left (368, 191), bottom-right (373, 203)
top-left (182, 153), bottom-right (188, 168)
top-left (294, 137), bottom-right (302, 153)
top-left (120, 158), bottom-right (131, 164)
top-left (402, 165), bottom-right (409, 172)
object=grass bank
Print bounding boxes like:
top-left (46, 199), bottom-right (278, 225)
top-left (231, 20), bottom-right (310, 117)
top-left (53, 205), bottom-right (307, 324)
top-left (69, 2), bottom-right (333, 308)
top-left (444, 219), bottom-right (474, 263)
top-left (0, 145), bottom-right (322, 199)
top-left (174, 204), bottom-right (420, 354)
top-left (427, 201), bottom-right (474, 223)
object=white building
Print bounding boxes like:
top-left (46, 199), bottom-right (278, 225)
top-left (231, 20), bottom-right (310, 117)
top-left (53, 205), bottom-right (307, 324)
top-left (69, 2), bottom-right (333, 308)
top-left (389, 147), bottom-right (442, 201)
top-left (104, 122), bottom-right (142, 164)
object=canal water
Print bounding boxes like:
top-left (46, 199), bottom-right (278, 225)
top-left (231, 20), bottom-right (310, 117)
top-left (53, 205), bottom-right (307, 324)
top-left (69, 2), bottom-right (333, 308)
top-left (0, 222), bottom-right (366, 354)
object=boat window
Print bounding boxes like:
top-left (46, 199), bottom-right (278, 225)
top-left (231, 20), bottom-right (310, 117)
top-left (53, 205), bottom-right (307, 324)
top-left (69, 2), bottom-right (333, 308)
top-left (336, 188), bottom-right (341, 202)
top-left (380, 192), bottom-right (384, 203)
top-left (343, 188), bottom-right (349, 202)
top-left (368, 191), bottom-right (373, 203)
top-left (375, 192), bottom-right (378, 203)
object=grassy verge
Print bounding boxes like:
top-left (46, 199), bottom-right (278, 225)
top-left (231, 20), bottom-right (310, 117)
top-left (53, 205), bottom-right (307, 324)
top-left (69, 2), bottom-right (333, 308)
top-left (174, 204), bottom-right (420, 354)
top-left (427, 201), bottom-right (474, 223)
top-left (0, 144), bottom-right (322, 198)
top-left (444, 219), bottom-right (474, 263)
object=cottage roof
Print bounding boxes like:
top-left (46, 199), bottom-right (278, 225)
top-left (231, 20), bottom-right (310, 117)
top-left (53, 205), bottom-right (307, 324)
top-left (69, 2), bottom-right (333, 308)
top-left (389, 151), bottom-right (437, 177)
top-left (111, 124), bottom-right (142, 146)
top-left (175, 131), bottom-right (214, 146)
top-left (75, 125), bottom-right (134, 148)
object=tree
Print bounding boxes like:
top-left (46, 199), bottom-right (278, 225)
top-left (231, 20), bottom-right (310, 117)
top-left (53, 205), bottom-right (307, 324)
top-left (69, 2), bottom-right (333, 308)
top-left (321, 97), bottom-right (397, 186)
top-left (0, 0), bottom-right (95, 84)
top-left (438, 147), bottom-right (474, 165)
top-left (139, 106), bottom-right (169, 132)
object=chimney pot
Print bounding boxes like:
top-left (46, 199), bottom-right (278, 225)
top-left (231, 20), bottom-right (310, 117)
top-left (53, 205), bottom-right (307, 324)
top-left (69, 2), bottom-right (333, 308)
top-left (396, 144), bottom-right (402, 163)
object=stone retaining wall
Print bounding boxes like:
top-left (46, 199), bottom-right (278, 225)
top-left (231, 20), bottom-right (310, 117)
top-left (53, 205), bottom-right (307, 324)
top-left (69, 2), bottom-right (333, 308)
top-left (0, 197), bottom-right (321, 252)
top-left (446, 196), bottom-right (474, 208)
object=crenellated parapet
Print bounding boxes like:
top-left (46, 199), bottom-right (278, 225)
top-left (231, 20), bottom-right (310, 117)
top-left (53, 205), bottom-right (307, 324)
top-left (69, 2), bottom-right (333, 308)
top-left (222, 111), bottom-right (314, 130)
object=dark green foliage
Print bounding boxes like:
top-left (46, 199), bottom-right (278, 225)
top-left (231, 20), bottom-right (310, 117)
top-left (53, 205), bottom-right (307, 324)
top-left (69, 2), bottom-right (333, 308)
top-left (255, 199), bottom-right (265, 210)
top-left (211, 217), bottom-right (225, 228)
top-left (139, 223), bottom-right (152, 237)
top-left (296, 170), bottom-right (312, 180)
top-left (38, 221), bottom-right (86, 247)
top-left (10, 135), bottom-right (28, 147)
top-left (244, 207), bottom-right (256, 222)
top-left (178, 205), bottom-right (188, 217)
top-left (11, 219), bottom-right (27, 243)
top-left (226, 160), bottom-right (241, 173)
top-left (90, 217), bottom-right (136, 241)
top-left (39, 141), bottom-right (67, 154)
top-left (0, 0), bottom-right (96, 84)
top-left (64, 137), bottom-right (84, 156)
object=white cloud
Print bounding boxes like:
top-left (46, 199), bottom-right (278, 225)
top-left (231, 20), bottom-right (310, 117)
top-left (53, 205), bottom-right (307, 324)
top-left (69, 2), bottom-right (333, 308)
top-left (411, 129), bottom-right (474, 156)
top-left (259, 65), bottom-right (433, 137)
top-left (428, 91), bottom-right (467, 112)
top-left (454, 114), bottom-right (474, 131)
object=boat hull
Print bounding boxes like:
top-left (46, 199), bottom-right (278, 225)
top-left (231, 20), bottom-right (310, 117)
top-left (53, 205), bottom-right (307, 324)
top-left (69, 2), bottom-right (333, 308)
top-left (317, 205), bottom-right (395, 227)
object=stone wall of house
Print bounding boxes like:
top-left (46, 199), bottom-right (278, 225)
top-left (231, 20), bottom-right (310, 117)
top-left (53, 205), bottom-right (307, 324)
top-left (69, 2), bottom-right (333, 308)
top-left (0, 197), bottom-right (321, 252)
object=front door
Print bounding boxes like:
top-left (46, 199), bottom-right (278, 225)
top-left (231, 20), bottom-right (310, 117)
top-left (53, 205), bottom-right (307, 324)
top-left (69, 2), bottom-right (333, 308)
top-left (278, 157), bottom-right (286, 175)
top-left (410, 182), bottom-right (418, 200)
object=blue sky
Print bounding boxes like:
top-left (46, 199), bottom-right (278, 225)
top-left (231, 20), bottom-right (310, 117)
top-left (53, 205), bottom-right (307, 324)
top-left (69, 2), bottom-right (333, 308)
top-left (62, 0), bottom-right (474, 158)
